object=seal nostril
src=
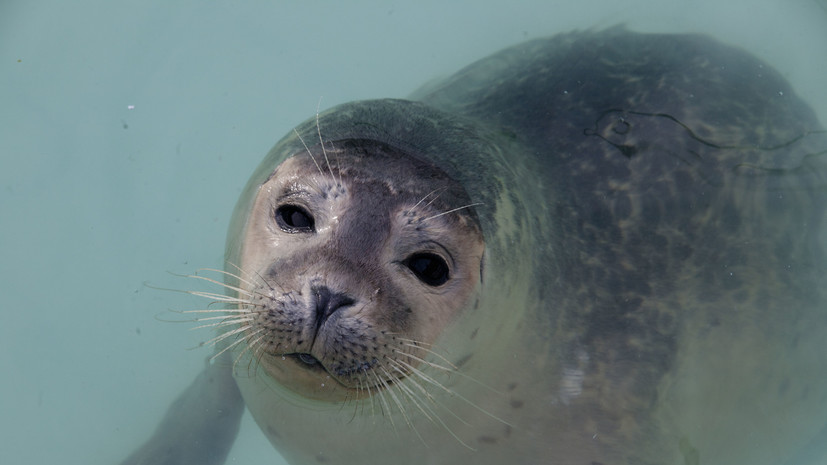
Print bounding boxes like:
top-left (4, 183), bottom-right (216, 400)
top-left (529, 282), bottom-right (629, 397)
top-left (312, 286), bottom-right (356, 326)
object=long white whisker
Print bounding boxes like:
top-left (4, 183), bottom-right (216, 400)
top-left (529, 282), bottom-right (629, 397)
top-left (242, 336), bottom-right (269, 377)
top-left (210, 328), bottom-right (262, 364)
top-left (202, 325), bottom-right (252, 347)
top-left (394, 350), bottom-right (455, 373)
top-left (388, 365), bottom-right (436, 423)
top-left (387, 361), bottom-right (477, 450)
top-left (189, 269), bottom-right (257, 295)
top-left (362, 376), bottom-right (376, 419)
top-left (386, 367), bottom-right (429, 447)
top-left (386, 359), bottom-right (434, 402)
top-left (156, 272), bottom-right (250, 299)
top-left (410, 188), bottom-right (446, 212)
top-left (225, 261), bottom-right (259, 285)
top-left (370, 370), bottom-right (396, 431)
top-left (190, 317), bottom-right (253, 331)
top-left (186, 314), bottom-right (250, 323)
top-left (394, 358), bottom-right (511, 427)
top-left (423, 203), bottom-right (485, 222)
top-left (232, 332), bottom-right (264, 369)
top-left (187, 290), bottom-right (251, 303)
top-left (398, 348), bottom-right (507, 396)
top-left (294, 128), bottom-right (324, 177)
top-left (315, 98), bottom-right (335, 180)
top-left (379, 367), bottom-right (414, 429)
top-left (181, 308), bottom-right (251, 315)
top-left (195, 267), bottom-right (258, 289)
top-left (387, 359), bottom-right (471, 427)
top-left (399, 342), bottom-right (458, 371)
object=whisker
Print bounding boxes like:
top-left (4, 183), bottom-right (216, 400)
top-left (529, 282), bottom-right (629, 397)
top-left (399, 348), bottom-right (507, 396)
top-left (346, 381), bottom-right (360, 423)
top-left (224, 261), bottom-right (263, 287)
top-left (314, 97), bottom-right (340, 186)
top-left (155, 308), bottom-right (224, 323)
top-left (399, 342), bottom-right (458, 371)
top-left (363, 376), bottom-right (376, 419)
top-left (255, 268), bottom-right (287, 295)
top-left (379, 367), bottom-right (414, 430)
top-left (423, 203), bottom-right (485, 222)
top-left (230, 331), bottom-right (268, 377)
top-left (187, 290), bottom-right (251, 303)
top-left (388, 365), bottom-right (436, 424)
top-left (210, 328), bottom-right (262, 364)
top-left (294, 128), bottom-right (324, 177)
top-left (409, 188), bottom-right (447, 213)
top-left (387, 358), bottom-right (470, 426)
top-left (228, 348), bottom-right (252, 375)
top-left (192, 267), bottom-right (258, 293)
top-left (370, 370), bottom-right (397, 431)
top-left (387, 359), bottom-right (434, 402)
top-left (186, 313), bottom-right (249, 322)
top-left (201, 325), bottom-right (252, 348)
top-left (422, 190), bottom-right (447, 209)
top-left (144, 281), bottom-right (199, 295)
top-left (393, 358), bottom-right (512, 427)
top-left (153, 271), bottom-right (251, 300)
top-left (387, 361), bottom-right (477, 450)
top-left (395, 336), bottom-right (444, 348)
top-left (394, 350), bottom-right (455, 373)
top-left (210, 336), bottom-right (251, 364)
top-left (181, 308), bottom-right (252, 315)
top-left (341, 385), bottom-right (361, 424)
top-left (385, 367), bottom-right (429, 447)
top-left (190, 317), bottom-right (253, 331)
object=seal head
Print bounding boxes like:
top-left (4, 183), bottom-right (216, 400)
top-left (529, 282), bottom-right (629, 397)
top-left (229, 137), bottom-right (485, 401)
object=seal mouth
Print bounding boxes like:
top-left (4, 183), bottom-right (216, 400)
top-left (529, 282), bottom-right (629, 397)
top-left (296, 353), bottom-right (319, 365)
top-left (283, 352), bottom-right (400, 388)
top-left (287, 353), bottom-right (325, 371)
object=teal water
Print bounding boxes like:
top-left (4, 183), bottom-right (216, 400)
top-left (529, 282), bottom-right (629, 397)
top-left (1, 1), bottom-right (826, 464)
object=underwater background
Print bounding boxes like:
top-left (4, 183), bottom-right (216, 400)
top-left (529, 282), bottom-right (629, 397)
top-left (1, 1), bottom-right (825, 464)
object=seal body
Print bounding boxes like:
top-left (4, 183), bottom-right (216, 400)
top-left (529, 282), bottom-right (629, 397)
top-left (219, 29), bottom-right (827, 465)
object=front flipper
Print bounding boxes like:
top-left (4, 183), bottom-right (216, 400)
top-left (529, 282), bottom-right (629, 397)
top-left (119, 357), bottom-right (244, 465)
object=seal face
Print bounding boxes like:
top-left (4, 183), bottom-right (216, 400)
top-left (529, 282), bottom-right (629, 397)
top-left (218, 28), bottom-right (827, 465)
top-left (234, 139), bottom-right (484, 402)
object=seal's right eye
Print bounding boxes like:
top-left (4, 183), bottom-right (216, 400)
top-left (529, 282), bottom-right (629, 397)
top-left (404, 253), bottom-right (450, 287)
top-left (275, 205), bottom-right (315, 233)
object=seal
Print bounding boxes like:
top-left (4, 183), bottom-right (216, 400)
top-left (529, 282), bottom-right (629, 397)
top-left (121, 27), bottom-right (827, 465)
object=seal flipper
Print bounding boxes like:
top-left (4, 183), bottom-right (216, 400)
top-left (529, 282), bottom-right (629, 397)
top-left (119, 357), bottom-right (244, 465)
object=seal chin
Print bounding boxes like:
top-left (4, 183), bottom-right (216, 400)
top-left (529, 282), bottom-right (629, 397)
top-left (255, 350), bottom-right (388, 402)
top-left (287, 352), bottom-right (376, 381)
top-left (288, 352), bottom-right (403, 388)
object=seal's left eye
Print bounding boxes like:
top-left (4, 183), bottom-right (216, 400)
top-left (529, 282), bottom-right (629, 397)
top-left (405, 253), bottom-right (450, 286)
top-left (276, 205), bottom-right (315, 233)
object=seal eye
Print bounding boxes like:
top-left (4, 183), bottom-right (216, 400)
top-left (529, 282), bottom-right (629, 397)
top-left (405, 253), bottom-right (450, 286)
top-left (276, 205), bottom-right (315, 233)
